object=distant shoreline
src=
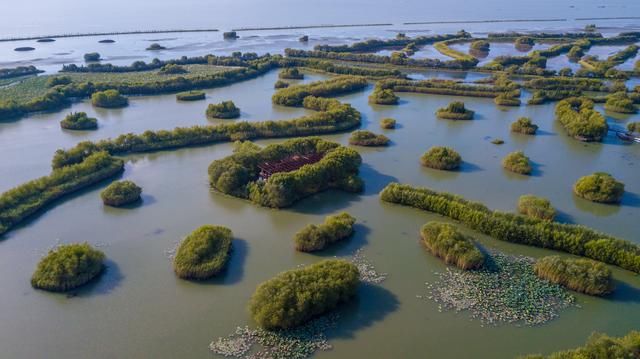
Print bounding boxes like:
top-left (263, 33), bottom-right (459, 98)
top-left (0, 29), bottom-right (219, 43)
top-left (232, 23), bottom-right (393, 31)
top-left (404, 18), bottom-right (567, 25)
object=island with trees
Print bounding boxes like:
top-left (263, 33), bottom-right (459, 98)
top-left (173, 225), bottom-right (233, 279)
top-left (294, 212), bottom-right (356, 252)
top-left (420, 146), bottom-right (462, 170)
top-left (100, 180), bottom-right (142, 207)
top-left (420, 221), bottom-right (484, 270)
top-left (60, 112), bottom-right (98, 130)
top-left (31, 243), bottom-right (105, 292)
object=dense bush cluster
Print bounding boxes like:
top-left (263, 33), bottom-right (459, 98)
top-left (436, 101), bottom-right (474, 120)
top-left (604, 92), bottom-right (638, 114)
top-left (173, 225), bottom-right (233, 279)
top-left (91, 89), bottom-right (128, 108)
top-left (368, 88), bottom-right (399, 105)
top-left (281, 56), bottom-right (404, 78)
top-left (83, 52), bottom-right (100, 62)
top-left (159, 64), bottom-right (188, 75)
top-left (208, 137), bottom-right (363, 208)
top-left (502, 151), bottom-right (532, 175)
top-left (520, 331), bottom-right (640, 359)
top-left (176, 90), bottom-right (205, 101)
top-left (420, 146), bottom-right (462, 170)
top-left (433, 40), bottom-right (479, 66)
top-left (206, 101), bottom-right (240, 119)
top-left (100, 180), bottom-right (142, 207)
top-left (294, 212), bottom-right (356, 252)
top-left (628, 122), bottom-right (640, 133)
top-left (348, 130), bottom-right (390, 146)
top-left (0, 65), bottom-right (43, 79)
top-left (470, 40), bottom-right (490, 52)
top-left (272, 76), bottom-right (368, 107)
top-left (380, 118), bottom-right (396, 129)
top-left (517, 195), bottom-right (556, 221)
top-left (60, 112), bottom-right (98, 130)
top-left (378, 78), bottom-right (518, 98)
top-left (278, 67), bottom-right (304, 79)
top-left (420, 221), bottom-right (484, 270)
top-left (274, 80), bottom-right (289, 89)
top-left (511, 117), bottom-right (538, 135)
top-left (573, 172), bottom-right (625, 204)
top-left (0, 152), bottom-right (124, 235)
top-left (313, 32), bottom-right (466, 53)
top-left (533, 256), bottom-right (613, 296)
top-left (379, 182), bottom-right (640, 273)
top-left (494, 93), bottom-right (521, 106)
top-left (248, 259), bottom-right (360, 329)
top-left (31, 243), bottom-right (105, 292)
top-left (555, 97), bottom-right (607, 141)
top-left (524, 77), bottom-right (606, 92)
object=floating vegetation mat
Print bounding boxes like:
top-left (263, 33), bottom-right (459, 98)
top-left (422, 252), bottom-right (576, 326)
top-left (351, 249), bottom-right (387, 283)
top-left (210, 314), bottom-right (337, 358)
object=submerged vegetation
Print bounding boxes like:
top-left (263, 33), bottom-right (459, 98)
top-left (60, 112), bottom-right (98, 130)
top-left (420, 222), bottom-right (484, 270)
top-left (294, 212), bottom-right (356, 252)
top-left (436, 101), bottom-right (474, 120)
top-left (420, 146), bottom-right (462, 170)
top-left (31, 243), bottom-right (105, 292)
top-left (511, 117), bottom-right (538, 135)
top-left (173, 225), bottom-right (233, 279)
top-left (348, 130), bottom-right (390, 146)
top-left (502, 151), bottom-right (532, 175)
top-left (100, 180), bottom-right (142, 207)
top-left (248, 259), bottom-right (359, 329)
top-left (206, 101), bottom-right (241, 119)
top-left (533, 256), bottom-right (613, 296)
top-left (573, 172), bottom-right (625, 204)
top-left (517, 195), bottom-right (556, 221)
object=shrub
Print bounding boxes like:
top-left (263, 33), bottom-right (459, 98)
top-left (159, 64), bottom-right (188, 75)
top-left (176, 90), bottom-right (205, 101)
top-left (379, 183), bottom-right (640, 273)
top-left (0, 65), bottom-right (43, 79)
top-left (436, 101), bottom-right (474, 120)
top-left (274, 80), bottom-right (289, 89)
top-left (146, 43), bottom-right (166, 50)
top-left (348, 130), bottom-right (390, 146)
top-left (420, 146), bottom-right (461, 170)
top-left (100, 180), bottom-right (142, 207)
top-left (273, 76), bottom-right (368, 107)
top-left (511, 117), bottom-right (538, 135)
top-left (494, 93), bottom-right (521, 106)
top-left (491, 138), bottom-right (505, 145)
top-left (515, 36), bottom-right (535, 49)
top-left (60, 112), bottom-right (98, 130)
top-left (83, 52), bottom-right (100, 62)
top-left (628, 122), bottom-right (640, 133)
top-left (533, 256), bottom-right (613, 296)
top-left (248, 259), bottom-right (359, 329)
top-left (555, 97), bottom-right (607, 141)
top-left (518, 195), bottom-right (555, 221)
top-left (502, 151), bottom-right (532, 175)
top-left (279, 67), bottom-right (304, 79)
top-left (369, 88), bottom-right (399, 105)
top-left (91, 89), bottom-right (128, 108)
top-left (294, 212), bottom-right (356, 252)
top-left (470, 40), bottom-right (490, 52)
top-left (604, 92), bottom-right (638, 114)
top-left (173, 225), bottom-right (233, 279)
top-left (420, 221), bottom-right (484, 270)
top-left (519, 331), bottom-right (640, 359)
top-left (223, 31), bottom-right (238, 39)
top-left (377, 78), bottom-right (519, 98)
top-left (573, 172), bottom-right (624, 204)
top-left (46, 76), bottom-right (72, 87)
top-left (380, 118), bottom-right (396, 129)
top-left (31, 243), bottom-right (105, 292)
top-left (206, 101), bottom-right (240, 119)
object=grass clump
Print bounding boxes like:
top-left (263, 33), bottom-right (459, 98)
top-left (420, 146), bottom-right (462, 170)
top-left (369, 88), bottom-right (399, 105)
top-left (60, 112), bottom-right (97, 130)
top-left (176, 90), bottom-right (205, 101)
top-left (573, 172), bottom-right (624, 204)
top-left (83, 52), bottom-right (100, 62)
top-left (31, 243), bottom-right (105, 292)
top-left (436, 101), bottom-right (474, 120)
top-left (533, 256), bottom-right (613, 296)
top-left (502, 151), bottom-right (532, 175)
top-left (91, 89), bottom-right (128, 108)
top-left (420, 221), bottom-right (484, 270)
top-left (100, 180), bottom-right (142, 207)
top-left (206, 100), bottom-right (240, 119)
top-left (379, 118), bottom-right (396, 129)
top-left (519, 331), bottom-right (640, 359)
top-left (518, 194), bottom-right (555, 221)
top-left (279, 67), bottom-right (304, 80)
top-left (248, 259), bottom-right (359, 329)
top-left (294, 212), bottom-right (356, 252)
top-left (173, 225), bottom-right (233, 280)
top-left (628, 121), bottom-right (640, 133)
top-left (511, 117), bottom-right (538, 135)
top-left (348, 130), bottom-right (390, 146)
top-left (494, 93), bottom-right (521, 106)
top-left (274, 80), bottom-right (289, 89)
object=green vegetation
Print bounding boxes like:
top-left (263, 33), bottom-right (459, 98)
top-left (91, 89), bottom-right (128, 108)
top-left (206, 101), bottom-right (240, 119)
top-left (469, 40), bottom-right (490, 52)
top-left (573, 172), bottom-right (624, 204)
top-left (502, 151), bottom-right (532, 175)
top-left (31, 243), bottom-right (105, 292)
top-left (491, 138), bottom-right (505, 145)
top-left (208, 137), bottom-right (363, 208)
top-left (100, 180), bottom-right (142, 207)
top-left (274, 80), bottom-right (289, 89)
top-left (520, 331), bottom-right (640, 359)
top-left (533, 256), bottom-right (613, 296)
top-left (585, 24), bottom-right (597, 32)
top-left (83, 52), bottom-right (100, 62)
top-left (514, 36), bottom-right (535, 49)
top-left (348, 130), bottom-right (390, 146)
top-left (380, 118), bottom-right (396, 129)
top-left (518, 195), bottom-right (555, 221)
top-left (420, 221), bottom-right (484, 270)
top-left (494, 93), bottom-right (521, 106)
top-left (176, 90), bottom-right (205, 101)
top-left (511, 117), bottom-right (538, 135)
top-left (379, 183), bottom-right (640, 273)
top-left (159, 64), bottom-right (188, 75)
top-left (378, 78), bottom-right (518, 99)
top-left (0, 152), bottom-right (124, 235)
top-left (279, 67), bottom-right (304, 80)
top-left (248, 259), bottom-right (359, 329)
top-left (173, 225), bottom-right (233, 279)
top-left (0, 65), bottom-right (43, 79)
top-left (420, 146), bottom-right (462, 170)
top-left (433, 40), bottom-right (479, 66)
top-left (273, 76), bottom-right (368, 107)
top-left (223, 31), bottom-right (238, 39)
top-left (146, 43), bottom-right (166, 50)
top-left (604, 92), bottom-right (638, 114)
top-left (46, 76), bottom-right (72, 87)
top-left (436, 101), bottom-right (474, 120)
top-left (60, 112), bottom-right (98, 130)
top-left (555, 97), bottom-right (607, 141)
top-left (294, 212), bottom-right (356, 252)
top-left (368, 88), bottom-right (398, 105)
top-left (567, 46), bottom-right (585, 61)
top-left (628, 122), bottom-right (640, 133)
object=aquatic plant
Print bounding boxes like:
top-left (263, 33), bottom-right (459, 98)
top-left (348, 130), bottom-right (390, 146)
top-left (436, 101), bottom-right (474, 120)
top-left (420, 146), bottom-right (461, 170)
top-left (273, 76), bottom-right (368, 107)
top-left (278, 67), bottom-right (304, 80)
top-left (519, 331), bottom-right (640, 358)
top-left (100, 180), bottom-right (142, 207)
top-left (420, 222), bottom-right (484, 270)
top-left (60, 112), bottom-right (98, 130)
top-left (91, 89), bottom-right (128, 108)
top-left (173, 225), bottom-right (233, 279)
top-left (573, 172), bottom-right (624, 204)
top-left (470, 40), bottom-right (490, 52)
top-left (294, 212), bottom-right (355, 252)
top-left (368, 88), bottom-right (399, 105)
top-left (31, 243), bottom-right (105, 292)
top-left (502, 151), bottom-right (532, 175)
top-left (176, 90), bottom-right (205, 101)
top-left (494, 93), bottom-right (521, 106)
top-left (533, 256), bottom-right (613, 296)
top-left (517, 195), bottom-right (555, 221)
top-left (379, 118), bottom-right (396, 129)
top-left (511, 117), bottom-right (538, 135)
top-left (604, 92), bottom-right (638, 114)
top-left (206, 101), bottom-right (240, 119)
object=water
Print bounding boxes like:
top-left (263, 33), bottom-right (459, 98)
top-left (1, 3), bottom-right (640, 358)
